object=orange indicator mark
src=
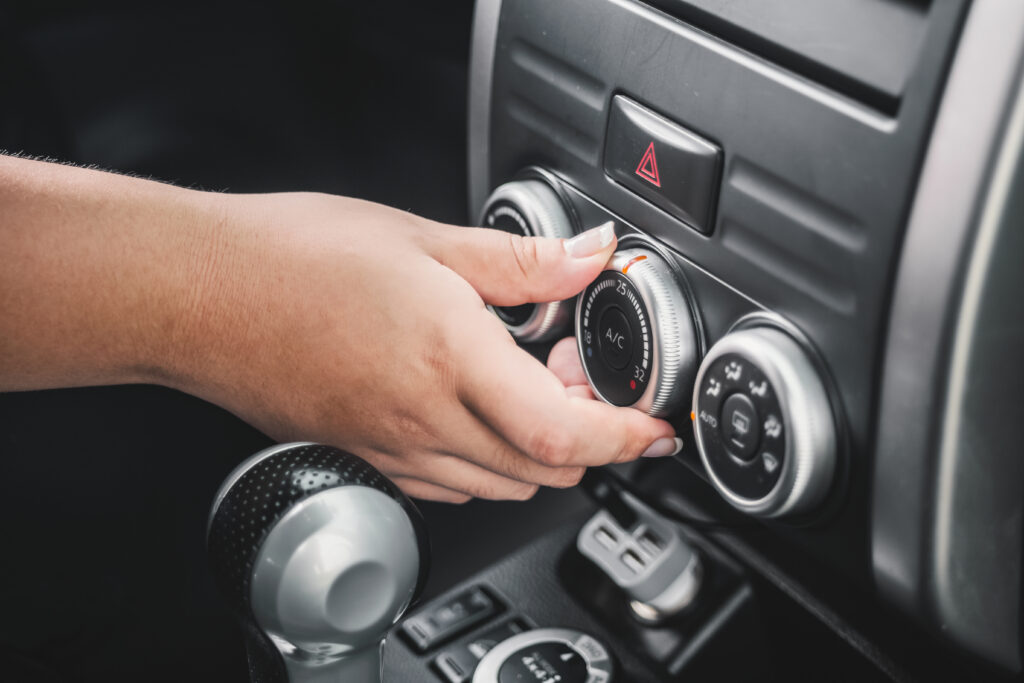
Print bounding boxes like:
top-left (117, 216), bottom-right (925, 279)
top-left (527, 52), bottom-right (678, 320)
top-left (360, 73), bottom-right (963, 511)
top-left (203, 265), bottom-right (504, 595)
top-left (622, 254), bottom-right (648, 274)
top-left (690, 411), bottom-right (696, 421)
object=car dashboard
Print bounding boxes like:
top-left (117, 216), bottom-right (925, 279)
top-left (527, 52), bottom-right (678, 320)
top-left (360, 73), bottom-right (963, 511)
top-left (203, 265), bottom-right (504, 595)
top-left (1, 1), bottom-right (1022, 681)
top-left (456, 0), bottom-right (1024, 677)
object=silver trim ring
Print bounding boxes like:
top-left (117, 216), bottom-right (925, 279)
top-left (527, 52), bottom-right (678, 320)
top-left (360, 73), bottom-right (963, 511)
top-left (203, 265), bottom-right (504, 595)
top-left (480, 179), bottom-right (576, 343)
top-left (472, 628), bottom-right (613, 683)
top-left (576, 248), bottom-right (699, 417)
top-left (692, 327), bottom-right (836, 518)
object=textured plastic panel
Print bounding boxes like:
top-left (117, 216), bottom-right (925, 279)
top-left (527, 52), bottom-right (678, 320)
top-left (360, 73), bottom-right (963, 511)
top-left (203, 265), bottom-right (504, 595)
top-left (475, 0), bottom-right (966, 581)
top-left (385, 516), bottom-right (759, 681)
top-left (643, 0), bottom-right (930, 114)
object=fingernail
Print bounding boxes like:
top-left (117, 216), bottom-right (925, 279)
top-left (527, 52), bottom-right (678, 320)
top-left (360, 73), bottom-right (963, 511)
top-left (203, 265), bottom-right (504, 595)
top-left (563, 221), bottom-right (616, 258)
top-left (641, 437), bottom-right (683, 458)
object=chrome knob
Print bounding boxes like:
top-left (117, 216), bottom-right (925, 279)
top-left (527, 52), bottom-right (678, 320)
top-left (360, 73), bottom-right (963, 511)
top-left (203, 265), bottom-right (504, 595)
top-left (207, 443), bottom-right (429, 683)
top-left (480, 178), bottom-right (576, 342)
top-left (575, 247), bottom-right (699, 417)
top-left (692, 327), bottom-right (837, 518)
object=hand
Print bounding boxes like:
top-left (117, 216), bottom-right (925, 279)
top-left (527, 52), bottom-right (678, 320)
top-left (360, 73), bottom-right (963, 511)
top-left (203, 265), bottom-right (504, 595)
top-left (0, 155), bottom-right (677, 503)
top-left (176, 192), bottom-right (678, 502)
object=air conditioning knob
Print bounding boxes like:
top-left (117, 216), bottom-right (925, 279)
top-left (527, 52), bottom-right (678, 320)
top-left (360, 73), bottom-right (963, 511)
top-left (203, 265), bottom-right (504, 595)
top-left (575, 247), bottom-right (699, 417)
top-left (691, 327), bottom-right (837, 518)
top-left (480, 178), bottom-right (577, 342)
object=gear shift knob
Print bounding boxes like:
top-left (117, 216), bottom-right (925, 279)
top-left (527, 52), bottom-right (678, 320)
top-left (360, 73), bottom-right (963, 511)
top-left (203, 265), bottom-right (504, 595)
top-left (207, 443), bottom-right (429, 683)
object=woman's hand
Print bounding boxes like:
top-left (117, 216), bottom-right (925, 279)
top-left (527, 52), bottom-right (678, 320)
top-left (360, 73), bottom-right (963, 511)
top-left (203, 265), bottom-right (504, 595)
top-left (0, 155), bottom-right (678, 502)
top-left (178, 192), bottom-right (677, 502)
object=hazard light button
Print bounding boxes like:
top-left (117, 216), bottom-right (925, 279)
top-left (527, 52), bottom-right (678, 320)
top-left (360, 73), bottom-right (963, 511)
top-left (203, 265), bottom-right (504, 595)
top-left (604, 96), bottom-right (721, 234)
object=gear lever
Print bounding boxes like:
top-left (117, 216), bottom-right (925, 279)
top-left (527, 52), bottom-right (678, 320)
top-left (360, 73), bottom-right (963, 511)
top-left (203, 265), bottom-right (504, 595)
top-left (207, 443), bottom-right (429, 683)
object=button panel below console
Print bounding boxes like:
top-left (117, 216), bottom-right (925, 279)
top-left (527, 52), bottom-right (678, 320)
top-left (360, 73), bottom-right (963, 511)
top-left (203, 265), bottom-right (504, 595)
top-left (402, 586), bottom-right (503, 652)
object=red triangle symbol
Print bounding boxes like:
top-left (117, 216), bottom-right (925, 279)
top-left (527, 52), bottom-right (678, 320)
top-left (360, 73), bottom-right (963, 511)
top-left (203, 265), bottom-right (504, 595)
top-left (635, 141), bottom-right (661, 187)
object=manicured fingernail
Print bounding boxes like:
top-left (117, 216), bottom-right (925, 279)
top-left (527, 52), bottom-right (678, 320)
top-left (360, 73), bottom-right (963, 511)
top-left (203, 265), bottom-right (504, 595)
top-left (641, 437), bottom-right (683, 458)
top-left (563, 221), bottom-right (615, 258)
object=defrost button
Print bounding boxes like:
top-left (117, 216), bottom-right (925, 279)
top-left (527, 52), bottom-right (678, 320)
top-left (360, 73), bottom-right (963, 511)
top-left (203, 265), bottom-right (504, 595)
top-left (720, 393), bottom-right (760, 460)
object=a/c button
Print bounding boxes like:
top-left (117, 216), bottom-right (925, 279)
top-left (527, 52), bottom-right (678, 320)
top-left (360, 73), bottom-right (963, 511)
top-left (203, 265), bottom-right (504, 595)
top-left (598, 306), bottom-right (633, 371)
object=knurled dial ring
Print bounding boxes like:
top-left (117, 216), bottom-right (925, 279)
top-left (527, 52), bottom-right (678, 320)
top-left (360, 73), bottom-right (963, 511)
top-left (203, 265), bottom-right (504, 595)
top-left (480, 179), bottom-right (576, 343)
top-left (575, 247), bottom-right (698, 417)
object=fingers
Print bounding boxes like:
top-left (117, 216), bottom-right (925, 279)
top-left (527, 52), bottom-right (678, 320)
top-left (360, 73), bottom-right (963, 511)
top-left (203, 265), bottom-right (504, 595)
top-left (457, 318), bottom-right (676, 468)
top-left (385, 450), bottom-right (541, 502)
top-left (565, 384), bottom-right (595, 400)
top-left (425, 222), bottom-right (616, 307)
top-left (547, 336), bottom-right (589, 388)
top-left (391, 477), bottom-right (472, 504)
top-left (441, 408), bottom-right (588, 489)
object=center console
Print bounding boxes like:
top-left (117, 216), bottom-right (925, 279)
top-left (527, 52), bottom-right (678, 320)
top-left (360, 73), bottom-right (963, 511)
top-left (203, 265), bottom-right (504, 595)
top-left (412, 0), bottom-right (1024, 680)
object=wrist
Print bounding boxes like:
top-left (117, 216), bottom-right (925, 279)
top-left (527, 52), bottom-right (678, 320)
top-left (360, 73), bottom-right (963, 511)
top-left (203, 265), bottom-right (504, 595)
top-left (141, 189), bottom-right (250, 397)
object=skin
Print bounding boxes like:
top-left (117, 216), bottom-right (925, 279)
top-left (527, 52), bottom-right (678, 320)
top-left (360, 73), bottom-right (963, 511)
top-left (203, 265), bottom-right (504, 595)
top-left (0, 155), bottom-right (676, 502)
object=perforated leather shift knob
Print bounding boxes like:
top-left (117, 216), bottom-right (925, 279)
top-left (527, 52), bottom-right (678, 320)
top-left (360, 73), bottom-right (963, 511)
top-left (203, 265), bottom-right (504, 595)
top-left (207, 443), bottom-right (429, 683)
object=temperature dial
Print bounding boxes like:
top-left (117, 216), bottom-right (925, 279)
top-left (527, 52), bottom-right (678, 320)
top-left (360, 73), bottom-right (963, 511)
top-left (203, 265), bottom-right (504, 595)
top-left (692, 327), bottom-right (837, 518)
top-left (576, 248), bottom-right (698, 417)
top-left (480, 179), bottom-right (576, 342)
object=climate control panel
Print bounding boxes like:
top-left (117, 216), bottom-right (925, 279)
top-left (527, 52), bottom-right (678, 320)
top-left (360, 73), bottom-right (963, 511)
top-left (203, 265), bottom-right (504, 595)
top-left (571, 238), bottom-right (838, 518)
top-left (480, 171), bottom-right (844, 520)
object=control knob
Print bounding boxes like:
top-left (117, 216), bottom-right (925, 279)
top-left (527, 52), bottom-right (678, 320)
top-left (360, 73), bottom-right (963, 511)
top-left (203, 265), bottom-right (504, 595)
top-left (474, 628), bottom-right (613, 683)
top-left (480, 178), bottom-right (577, 342)
top-left (691, 327), bottom-right (837, 517)
top-left (575, 246), bottom-right (699, 417)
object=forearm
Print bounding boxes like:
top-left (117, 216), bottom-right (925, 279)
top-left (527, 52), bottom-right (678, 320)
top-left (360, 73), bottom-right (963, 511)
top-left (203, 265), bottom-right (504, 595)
top-left (0, 155), bottom-right (225, 391)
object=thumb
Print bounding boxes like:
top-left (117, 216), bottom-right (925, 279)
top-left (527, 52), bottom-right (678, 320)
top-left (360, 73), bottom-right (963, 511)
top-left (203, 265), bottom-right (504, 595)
top-left (431, 221), bottom-right (617, 306)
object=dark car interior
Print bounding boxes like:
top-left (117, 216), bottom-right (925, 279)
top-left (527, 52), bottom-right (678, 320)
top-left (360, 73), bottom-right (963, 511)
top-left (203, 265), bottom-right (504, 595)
top-left (2, 1), bottom-right (1023, 681)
